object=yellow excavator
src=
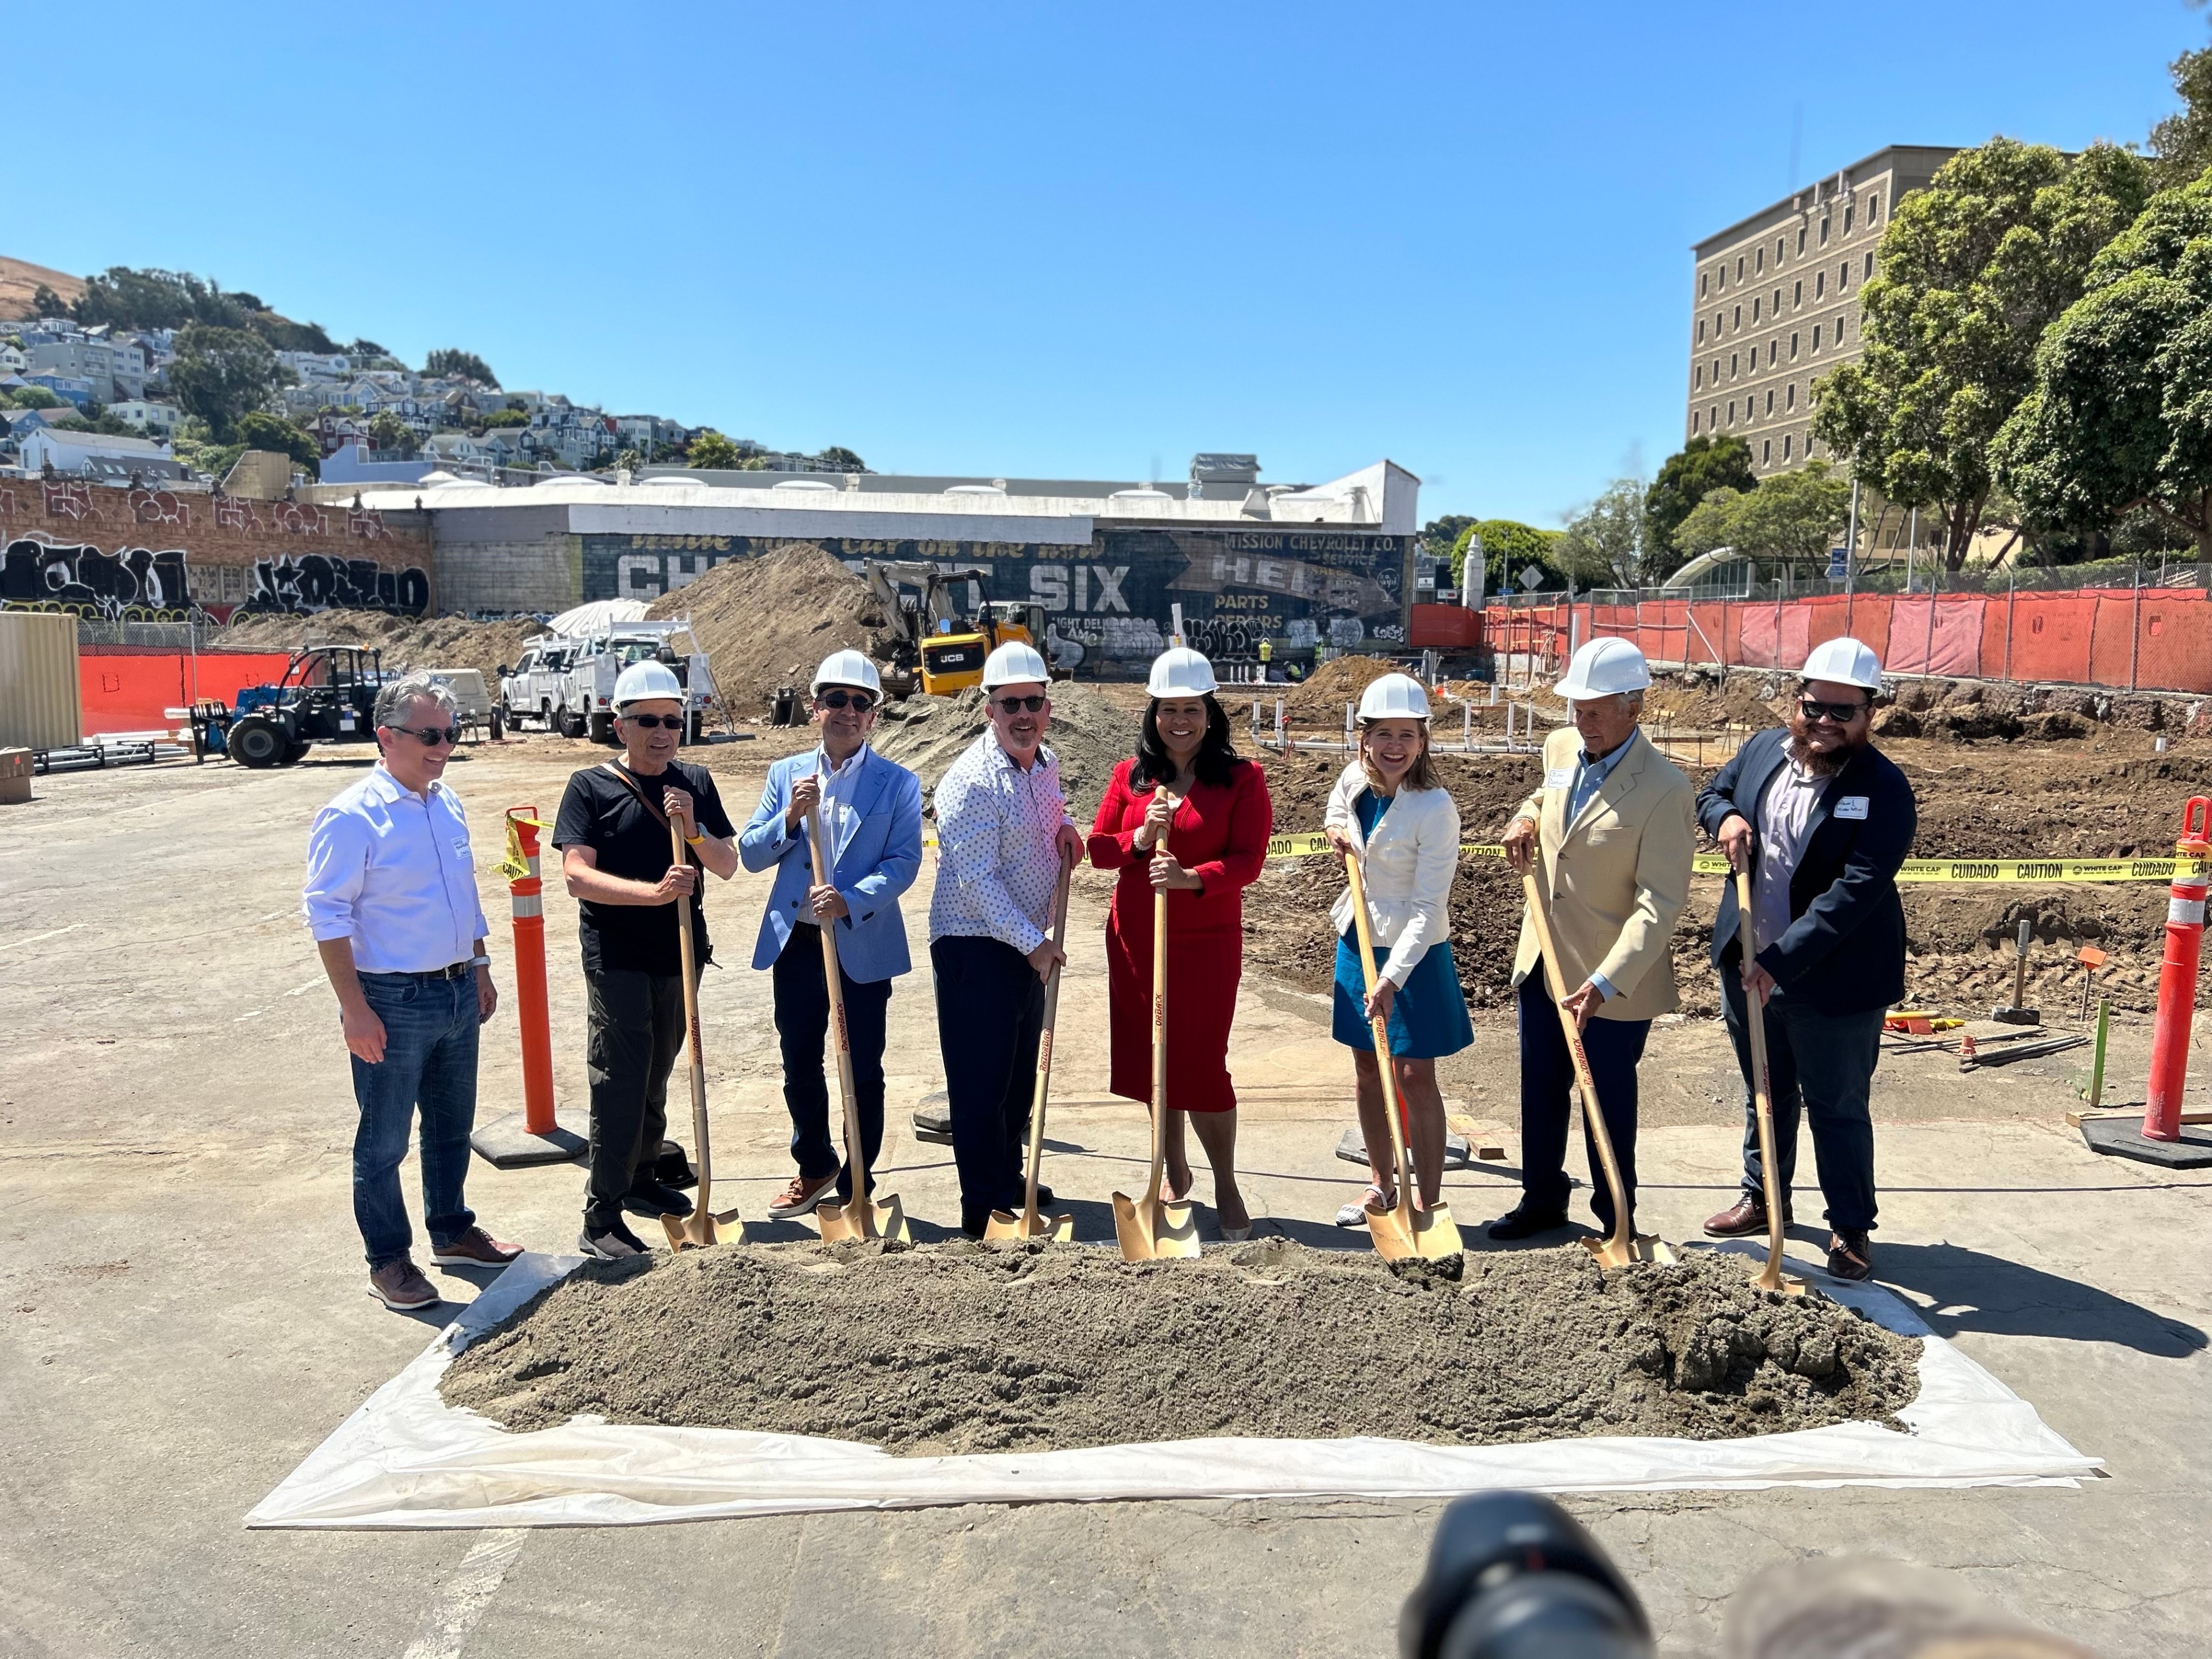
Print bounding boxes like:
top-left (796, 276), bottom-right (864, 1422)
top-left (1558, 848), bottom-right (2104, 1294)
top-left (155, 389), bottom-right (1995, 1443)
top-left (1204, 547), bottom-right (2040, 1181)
top-left (865, 560), bottom-right (1050, 698)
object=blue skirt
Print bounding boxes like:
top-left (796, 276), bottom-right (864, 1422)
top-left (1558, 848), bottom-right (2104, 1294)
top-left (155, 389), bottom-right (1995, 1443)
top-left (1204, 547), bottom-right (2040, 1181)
top-left (1332, 934), bottom-right (1475, 1059)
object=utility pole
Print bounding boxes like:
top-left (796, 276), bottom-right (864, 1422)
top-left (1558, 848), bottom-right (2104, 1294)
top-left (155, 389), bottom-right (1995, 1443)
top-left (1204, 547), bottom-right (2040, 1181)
top-left (1844, 478), bottom-right (1861, 634)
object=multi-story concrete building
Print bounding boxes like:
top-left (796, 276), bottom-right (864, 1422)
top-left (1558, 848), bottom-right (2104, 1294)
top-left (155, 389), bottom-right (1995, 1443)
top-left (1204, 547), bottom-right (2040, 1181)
top-left (1685, 145), bottom-right (1957, 475)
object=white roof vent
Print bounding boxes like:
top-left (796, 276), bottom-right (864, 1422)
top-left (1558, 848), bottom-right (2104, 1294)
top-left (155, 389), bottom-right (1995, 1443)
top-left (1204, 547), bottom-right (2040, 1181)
top-left (1108, 487), bottom-right (1174, 502)
top-left (945, 483), bottom-right (1007, 496)
top-left (771, 478), bottom-right (839, 492)
top-left (640, 474), bottom-right (695, 486)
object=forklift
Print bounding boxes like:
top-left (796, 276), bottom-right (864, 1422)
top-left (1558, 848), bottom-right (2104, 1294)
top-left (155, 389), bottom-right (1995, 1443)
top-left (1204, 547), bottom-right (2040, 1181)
top-left (863, 560), bottom-right (1050, 698)
top-left (194, 644), bottom-right (388, 768)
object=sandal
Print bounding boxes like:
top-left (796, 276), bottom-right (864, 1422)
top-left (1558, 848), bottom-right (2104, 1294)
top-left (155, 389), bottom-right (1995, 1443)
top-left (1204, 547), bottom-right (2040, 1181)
top-left (1335, 1184), bottom-right (1393, 1228)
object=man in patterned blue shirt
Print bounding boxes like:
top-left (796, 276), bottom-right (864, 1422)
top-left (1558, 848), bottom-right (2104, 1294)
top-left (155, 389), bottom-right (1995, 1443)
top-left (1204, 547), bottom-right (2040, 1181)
top-left (928, 641), bottom-right (1085, 1236)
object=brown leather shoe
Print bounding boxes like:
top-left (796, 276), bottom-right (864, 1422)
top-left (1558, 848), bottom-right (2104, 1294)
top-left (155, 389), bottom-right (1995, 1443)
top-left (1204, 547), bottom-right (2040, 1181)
top-left (366, 1257), bottom-right (440, 1310)
top-left (1702, 1193), bottom-right (1790, 1237)
top-left (767, 1172), bottom-right (839, 1217)
top-left (429, 1226), bottom-right (522, 1267)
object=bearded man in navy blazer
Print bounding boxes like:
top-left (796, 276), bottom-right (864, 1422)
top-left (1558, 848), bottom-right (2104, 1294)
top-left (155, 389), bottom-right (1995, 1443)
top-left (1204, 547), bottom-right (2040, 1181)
top-left (1695, 636), bottom-right (1916, 1282)
top-left (740, 650), bottom-right (924, 1219)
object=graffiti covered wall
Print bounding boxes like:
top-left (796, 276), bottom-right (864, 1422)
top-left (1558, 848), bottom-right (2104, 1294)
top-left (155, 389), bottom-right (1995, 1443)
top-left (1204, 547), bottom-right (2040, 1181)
top-left (0, 483), bottom-right (434, 622)
top-left (581, 527), bottom-right (1412, 673)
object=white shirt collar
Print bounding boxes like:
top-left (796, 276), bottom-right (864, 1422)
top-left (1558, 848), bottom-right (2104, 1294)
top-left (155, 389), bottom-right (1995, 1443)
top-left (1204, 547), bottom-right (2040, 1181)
top-left (817, 742), bottom-right (869, 779)
top-left (366, 763), bottom-right (441, 805)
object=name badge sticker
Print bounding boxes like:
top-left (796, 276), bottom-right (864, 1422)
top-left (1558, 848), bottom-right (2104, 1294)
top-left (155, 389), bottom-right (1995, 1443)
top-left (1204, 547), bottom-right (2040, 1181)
top-left (1835, 796), bottom-right (1870, 821)
top-left (453, 836), bottom-right (472, 857)
top-left (1544, 768), bottom-right (1574, 791)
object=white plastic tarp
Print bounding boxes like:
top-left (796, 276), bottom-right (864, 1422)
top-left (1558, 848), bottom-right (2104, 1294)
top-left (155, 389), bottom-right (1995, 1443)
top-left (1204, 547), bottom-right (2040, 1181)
top-left (248, 1250), bottom-right (2100, 1530)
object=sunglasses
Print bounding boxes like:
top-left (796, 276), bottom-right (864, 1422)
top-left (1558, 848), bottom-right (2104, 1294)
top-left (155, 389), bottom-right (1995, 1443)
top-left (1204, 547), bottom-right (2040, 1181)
top-left (388, 724), bottom-right (462, 747)
top-left (1798, 696), bottom-right (1870, 724)
top-left (817, 690), bottom-right (876, 713)
top-left (622, 713), bottom-right (684, 730)
top-left (992, 694), bottom-right (1048, 715)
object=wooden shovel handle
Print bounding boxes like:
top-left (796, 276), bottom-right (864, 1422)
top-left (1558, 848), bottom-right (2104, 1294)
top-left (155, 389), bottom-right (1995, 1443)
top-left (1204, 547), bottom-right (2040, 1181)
top-left (1734, 866), bottom-right (1790, 1286)
top-left (669, 815), bottom-right (711, 1222)
top-left (805, 806), bottom-right (868, 1196)
top-left (1520, 868), bottom-right (1634, 1245)
top-left (1345, 852), bottom-right (1415, 1209)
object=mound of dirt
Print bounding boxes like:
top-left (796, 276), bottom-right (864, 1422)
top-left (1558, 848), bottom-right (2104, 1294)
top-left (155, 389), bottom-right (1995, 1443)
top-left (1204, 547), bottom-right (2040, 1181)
top-left (216, 611), bottom-right (547, 687)
top-left (873, 681), bottom-right (1136, 819)
top-left (441, 1239), bottom-right (1918, 1453)
top-left (648, 543), bottom-right (892, 718)
top-left (1280, 654), bottom-right (1402, 725)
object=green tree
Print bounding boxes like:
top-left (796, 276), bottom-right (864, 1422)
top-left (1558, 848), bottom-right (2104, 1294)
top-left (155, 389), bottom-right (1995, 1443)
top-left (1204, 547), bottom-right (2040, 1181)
top-left (1814, 138), bottom-right (2154, 569)
top-left (168, 323), bottom-right (287, 441)
top-left (423, 349), bottom-right (498, 387)
top-left (814, 445), bottom-right (865, 471)
top-left (31, 282), bottom-right (67, 317)
top-left (49, 408), bottom-right (141, 438)
top-left (480, 407), bottom-right (529, 427)
top-left (1555, 479), bottom-right (1656, 587)
top-left (366, 410), bottom-right (414, 456)
top-left (616, 446), bottom-right (645, 472)
top-left (1643, 435), bottom-right (1755, 576)
top-left (1995, 173), bottom-right (2212, 560)
top-left (688, 429), bottom-right (740, 469)
top-left (7, 384), bottom-right (61, 410)
top-left (1725, 461), bottom-right (1852, 563)
top-left (236, 410), bottom-right (321, 479)
top-left (1421, 513), bottom-right (1477, 571)
top-left (1456, 518), bottom-right (1565, 593)
top-left (2152, 42), bottom-right (2212, 189)
top-left (1670, 488), bottom-right (1744, 563)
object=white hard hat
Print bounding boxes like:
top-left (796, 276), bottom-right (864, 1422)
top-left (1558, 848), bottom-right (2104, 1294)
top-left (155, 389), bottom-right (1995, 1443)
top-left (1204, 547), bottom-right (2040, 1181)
top-left (810, 648), bottom-right (882, 696)
top-left (612, 660), bottom-right (683, 707)
top-left (980, 639), bottom-right (1051, 690)
top-left (1146, 646), bottom-right (1217, 699)
top-left (1801, 635), bottom-right (1883, 691)
top-left (1552, 637), bottom-right (1651, 700)
top-left (1358, 672), bottom-right (1431, 722)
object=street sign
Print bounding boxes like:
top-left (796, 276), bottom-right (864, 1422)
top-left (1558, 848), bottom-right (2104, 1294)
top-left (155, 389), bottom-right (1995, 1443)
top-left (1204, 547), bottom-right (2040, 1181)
top-left (1518, 565), bottom-right (1544, 591)
top-left (1827, 546), bottom-right (1849, 581)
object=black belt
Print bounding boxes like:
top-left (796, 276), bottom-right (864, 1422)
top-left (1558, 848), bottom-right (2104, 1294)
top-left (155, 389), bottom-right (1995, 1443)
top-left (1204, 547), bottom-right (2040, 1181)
top-left (377, 961), bottom-right (474, 980)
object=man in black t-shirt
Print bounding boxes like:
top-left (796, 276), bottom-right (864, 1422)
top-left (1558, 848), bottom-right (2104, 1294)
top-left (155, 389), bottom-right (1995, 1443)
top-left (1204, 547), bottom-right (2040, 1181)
top-left (552, 661), bottom-right (738, 1258)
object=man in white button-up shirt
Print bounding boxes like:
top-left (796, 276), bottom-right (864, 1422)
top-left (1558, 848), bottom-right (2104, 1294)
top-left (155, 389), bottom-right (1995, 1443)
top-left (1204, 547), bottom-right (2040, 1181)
top-left (304, 674), bottom-right (522, 1311)
top-left (928, 642), bottom-right (1084, 1236)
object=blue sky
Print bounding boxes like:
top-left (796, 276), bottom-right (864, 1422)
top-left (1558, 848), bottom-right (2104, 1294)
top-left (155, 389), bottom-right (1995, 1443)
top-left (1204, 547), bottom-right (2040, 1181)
top-left (25, 2), bottom-right (2207, 525)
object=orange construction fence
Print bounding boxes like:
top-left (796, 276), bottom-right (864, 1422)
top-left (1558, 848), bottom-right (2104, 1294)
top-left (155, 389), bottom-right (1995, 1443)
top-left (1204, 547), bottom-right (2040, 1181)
top-left (78, 647), bottom-right (296, 736)
top-left (1484, 588), bottom-right (2212, 694)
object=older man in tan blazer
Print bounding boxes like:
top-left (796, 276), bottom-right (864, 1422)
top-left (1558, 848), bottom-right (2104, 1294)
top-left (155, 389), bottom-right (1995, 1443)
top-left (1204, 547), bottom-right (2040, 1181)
top-left (1491, 637), bottom-right (1695, 1241)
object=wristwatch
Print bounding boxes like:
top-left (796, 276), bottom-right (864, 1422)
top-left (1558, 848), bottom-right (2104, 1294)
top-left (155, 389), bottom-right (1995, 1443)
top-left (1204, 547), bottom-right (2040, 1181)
top-left (469, 954), bottom-right (491, 968)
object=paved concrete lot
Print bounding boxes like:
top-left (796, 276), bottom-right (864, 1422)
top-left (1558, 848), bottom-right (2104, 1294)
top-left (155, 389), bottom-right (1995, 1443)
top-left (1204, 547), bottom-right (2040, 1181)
top-left (3, 738), bottom-right (2208, 1656)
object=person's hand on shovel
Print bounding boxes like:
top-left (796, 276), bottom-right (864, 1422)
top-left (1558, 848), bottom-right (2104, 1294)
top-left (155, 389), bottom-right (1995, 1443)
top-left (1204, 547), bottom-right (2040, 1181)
top-left (1717, 811), bottom-right (1753, 873)
top-left (1324, 825), bottom-right (1357, 867)
top-left (785, 774), bottom-right (820, 833)
top-left (652, 863), bottom-right (699, 904)
top-left (1135, 789), bottom-right (1175, 852)
top-left (1147, 855), bottom-right (1202, 893)
top-left (1363, 976), bottom-right (1396, 1024)
top-left (808, 882), bottom-right (849, 921)
top-left (1562, 979), bottom-right (1605, 1032)
top-left (1502, 814), bottom-right (1538, 874)
top-left (1026, 935), bottom-right (1066, 983)
top-left (663, 784), bottom-right (698, 840)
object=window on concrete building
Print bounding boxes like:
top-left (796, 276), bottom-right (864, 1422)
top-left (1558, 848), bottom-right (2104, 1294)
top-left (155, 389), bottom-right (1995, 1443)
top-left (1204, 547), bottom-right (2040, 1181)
top-left (1694, 363), bottom-right (1702, 387)
top-left (1763, 438), bottom-right (1772, 464)
top-left (1836, 312), bottom-right (1848, 342)
top-left (1728, 401), bottom-right (1736, 423)
top-left (1798, 226), bottom-right (1807, 254)
top-left (1692, 410), bottom-right (1700, 433)
top-left (1766, 389), bottom-right (1775, 414)
top-left (1697, 318), bottom-right (1705, 343)
top-left (1768, 340), bottom-right (1778, 366)
top-left (1845, 201), bottom-right (1855, 234)
top-left (1786, 381), bottom-right (1796, 410)
top-left (1778, 236), bottom-right (1787, 263)
top-left (1784, 433), bottom-right (1793, 460)
top-left (1869, 192), bottom-right (1882, 223)
top-left (1793, 279), bottom-right (1802, 306)
top-left (1733, 304), bottom-right (1742, 329)
top-left (1753, 297), bottom-right (1761, 321)
top-left (1813, 324), bottom-right (1823, 350)
top-left (1791, 332), bottom-right (1800, 359)
top-left (1730, 351), bottom-right (1739, 376)
top-left (1737, 255), bottom-right (1745, 279)
top-left (1815, 271), bottom-right (1825, 299)
top-left (1774, 286), bottom-right (1782, 313)
top-left (1711, 404), bottom-right (1719, 427)
top-left (1864, 252), bottom-right (1874, 280)
top-left (1700, 270), bottom-right (1709, 297)
top-left (1839, 260), bottom-right (1850, 289)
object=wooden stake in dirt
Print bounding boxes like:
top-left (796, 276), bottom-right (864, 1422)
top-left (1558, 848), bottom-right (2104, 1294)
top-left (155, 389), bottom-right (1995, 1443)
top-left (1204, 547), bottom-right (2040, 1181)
top-left (1346, 850), bottom-right (1462, 1261)
top-left (805, 806), bottom-right (909, 1245)
top-left (661, 813), bottom-right (740, 1251)
top-left (1732, 868), bottom-right (1804, 1296)
top-left (1114, 793), bottom-right (1200, 1262)
top-left (1520, 868), bottom-right (1673, 1269)
top-left (987, 853), bottom-right (1076, 1242)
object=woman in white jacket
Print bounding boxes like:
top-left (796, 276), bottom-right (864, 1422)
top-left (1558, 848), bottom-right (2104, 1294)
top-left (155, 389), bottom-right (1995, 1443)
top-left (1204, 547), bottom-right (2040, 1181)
top-left (1324, 673), bottom-right (1474, 1227)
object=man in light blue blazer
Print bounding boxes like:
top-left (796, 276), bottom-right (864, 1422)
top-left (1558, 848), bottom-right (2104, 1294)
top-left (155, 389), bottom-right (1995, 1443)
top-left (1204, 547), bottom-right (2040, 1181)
top-left (740, 650), bottom-right (924, 1218)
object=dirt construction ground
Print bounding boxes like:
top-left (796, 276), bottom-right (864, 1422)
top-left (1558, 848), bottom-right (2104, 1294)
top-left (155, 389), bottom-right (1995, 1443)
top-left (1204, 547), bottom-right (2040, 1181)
top-left (4, 708), bottom-right (2211, 1657)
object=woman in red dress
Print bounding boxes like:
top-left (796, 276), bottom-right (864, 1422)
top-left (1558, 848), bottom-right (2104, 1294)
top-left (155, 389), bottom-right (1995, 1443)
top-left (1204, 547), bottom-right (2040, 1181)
top-left (1088, 647), bottom-right (1274, 1238)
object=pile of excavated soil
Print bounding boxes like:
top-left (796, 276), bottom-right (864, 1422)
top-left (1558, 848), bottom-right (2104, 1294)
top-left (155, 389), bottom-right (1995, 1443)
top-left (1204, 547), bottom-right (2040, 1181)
top-left (441, 1240), bottom-right (1918, 1453)
top-left (874, 681), bottom-right (1137, 819)
top-left (218, 611), bottom-right (547, 687)
top-left (1279, 654), bottom-right (1403, 726)
top-left (648, 543), bottom-right (893, 718)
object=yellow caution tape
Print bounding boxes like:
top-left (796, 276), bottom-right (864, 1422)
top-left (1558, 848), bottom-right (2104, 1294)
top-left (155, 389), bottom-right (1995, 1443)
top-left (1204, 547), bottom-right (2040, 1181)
top-left (495, 816), bottom-right (551, 883)
top-left (925, 827), bottom-right (2206, 884)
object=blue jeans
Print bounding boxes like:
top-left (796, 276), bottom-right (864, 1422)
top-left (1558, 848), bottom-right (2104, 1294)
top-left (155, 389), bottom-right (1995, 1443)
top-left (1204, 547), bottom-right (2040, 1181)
top-left (1722, 974), bottom-right (1884, 1232)
top-left (1516, 966), bottom-right (1650, 1230)
top-left (774, 923), bottom-right (892, 1200)
top-left (350, 972), bottom-right (480, 1270)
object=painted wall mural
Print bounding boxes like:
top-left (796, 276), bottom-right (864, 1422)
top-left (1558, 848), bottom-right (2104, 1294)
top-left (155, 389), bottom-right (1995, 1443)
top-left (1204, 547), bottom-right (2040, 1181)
top-left (579, 528), bottom-right (1412, 672)
top-left (2, 536), bottom-right (196, 621)
top-left (240, 552), bottom-right (430, 616)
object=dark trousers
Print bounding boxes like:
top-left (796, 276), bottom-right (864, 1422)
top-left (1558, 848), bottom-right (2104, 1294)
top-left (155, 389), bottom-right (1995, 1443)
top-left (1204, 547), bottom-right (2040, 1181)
top-left (1516, 965), bottom-right (1651, 1230)
top-left (584, 967), bottom-right (688, 1232)
top-left (349, 972), bottom-right (480, 1270)
top-left (1721, 974), bottom-right (1884, 1232)
top-left (931, 934), bottom-right (1046, 1229)
top-left (773, 923), bottom-right (893, 1200)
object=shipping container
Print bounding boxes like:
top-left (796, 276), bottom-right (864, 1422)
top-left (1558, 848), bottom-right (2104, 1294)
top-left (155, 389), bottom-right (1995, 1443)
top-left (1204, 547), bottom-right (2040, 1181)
top-left (0, 611), bottom-right (82, 749)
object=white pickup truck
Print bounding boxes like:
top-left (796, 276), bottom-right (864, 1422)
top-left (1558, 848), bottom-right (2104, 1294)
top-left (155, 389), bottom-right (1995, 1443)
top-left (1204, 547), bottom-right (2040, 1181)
top-left (501, 621), bottom-right (715, 744)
